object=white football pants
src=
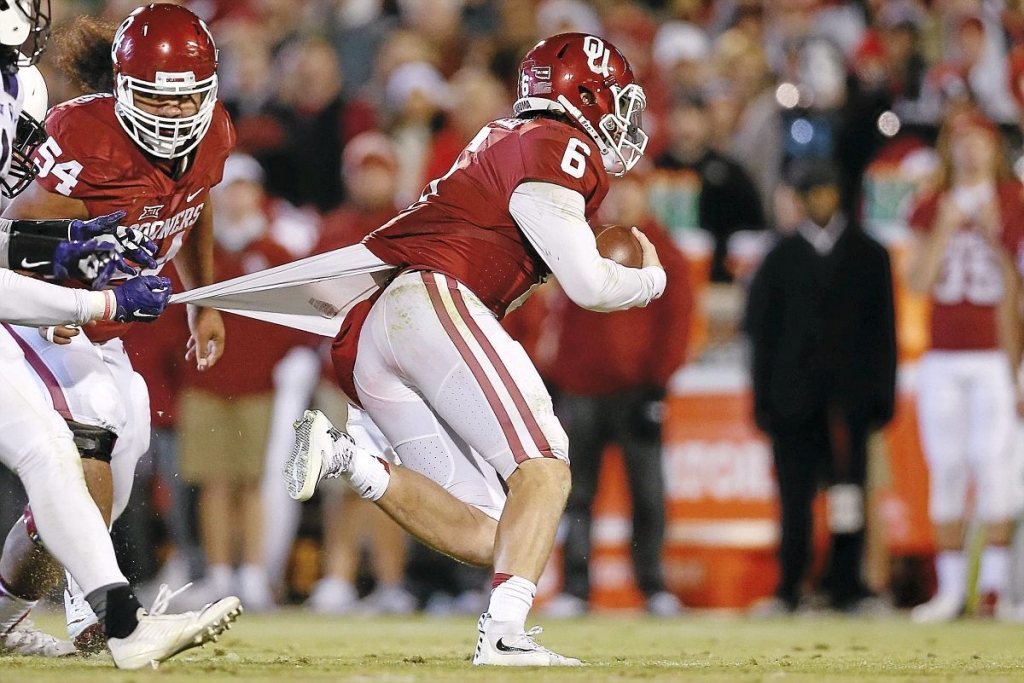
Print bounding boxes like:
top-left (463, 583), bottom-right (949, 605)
top-left (353, 271), bottom-right (570, 520)
top-left (6, 325), bottom-right (151, 522)
top-left (0, 324), bottom-right (127, 594)
top-left (917, 349), bottom-right (1024, 524)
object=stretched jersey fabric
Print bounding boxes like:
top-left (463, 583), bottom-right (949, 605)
top-left (31, 93), bottom-right (235, 341)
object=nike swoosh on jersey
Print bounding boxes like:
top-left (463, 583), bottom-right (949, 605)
top-left (20, 258), bottom-right (50, 268)
top-left (186, 188), bottom-right (205, 202)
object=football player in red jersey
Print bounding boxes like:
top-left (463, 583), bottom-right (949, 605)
top-left (906, 108), bottom-right (1024, 623)
top-left (285, 33), bottom-right (664, 665)
top-left (0, 4), bottom-right (238, 658)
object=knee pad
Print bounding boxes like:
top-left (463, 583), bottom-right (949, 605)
top-left (67, 421), bottom-right (117, 463)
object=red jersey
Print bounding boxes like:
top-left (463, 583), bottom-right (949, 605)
top-left (363, 117), bottom-right (609, 316)
top-left (32, 94), bottom-right (235, 342)
top-left (332, 116), bottom-right (610, 402)
top-left (909, 182), bottom-right (1024, 351)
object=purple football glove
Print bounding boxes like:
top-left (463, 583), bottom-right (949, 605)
top-left (112, 275), bottom-right (172, 323)
top-left (70, 210), bottom-right (158, 270)
top-left (53, 239), bottom-right (136, 289)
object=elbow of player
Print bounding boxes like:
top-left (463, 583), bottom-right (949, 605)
top-left (562, 280), bottom-right (616, 312)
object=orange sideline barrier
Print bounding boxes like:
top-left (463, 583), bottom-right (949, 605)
top-left (538, 382), bottom-right (933, 610)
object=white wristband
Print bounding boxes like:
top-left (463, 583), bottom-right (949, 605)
top-left (86, 290), bottom-right (116, 321)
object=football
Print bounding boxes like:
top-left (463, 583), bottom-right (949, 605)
top-left (596, 224), bottom-right (644, 268)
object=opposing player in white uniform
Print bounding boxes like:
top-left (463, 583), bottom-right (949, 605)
top-left (286, 33), bottom-right (663, 665)
top-left (0, 2), bottom-right (241, 668)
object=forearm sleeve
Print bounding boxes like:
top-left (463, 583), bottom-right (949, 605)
top-left (0, 268), bottom-right (111, 326)
top-left (510, 182), bottom-right (665, 312)
top-left (0, 218), bottom-right (77, 273)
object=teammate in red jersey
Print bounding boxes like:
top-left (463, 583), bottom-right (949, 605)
top-left (0, 4), bottom-right (237, 655)
top-left (906, 108), bottom-right (1024, 623)
top-left (286, 33), bottom-right (664, 665)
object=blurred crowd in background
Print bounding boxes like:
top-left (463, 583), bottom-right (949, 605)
top-left (2, 0), bottom-right (1024, 617)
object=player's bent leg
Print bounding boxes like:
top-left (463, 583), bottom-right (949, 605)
top-left (287, 409), bottom-right (498, 566)
top-left (362, 272), bottom-right (579, 664)
top-left (492, 458), bottom-right (571, 581)
top-left (0, 362), bottom-right (122, 657)
top-left (474, 459), bottom-right (578, 666)
top-left (68, 345), bottom-right (151, 653)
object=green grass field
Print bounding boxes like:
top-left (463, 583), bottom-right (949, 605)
top-left (5, 611), bottom-right (1024, 682)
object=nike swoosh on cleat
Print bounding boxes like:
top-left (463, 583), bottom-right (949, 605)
top-left (495, 639), bottom-right (535, 654)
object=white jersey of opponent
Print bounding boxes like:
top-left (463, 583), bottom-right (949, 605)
top-left (0, 65), bottom-right (115, 328)
top-left (0, 64), bottom-right (128, 597)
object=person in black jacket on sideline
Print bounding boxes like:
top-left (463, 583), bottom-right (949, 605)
top-left (743, 159), bottom-right (898, 614)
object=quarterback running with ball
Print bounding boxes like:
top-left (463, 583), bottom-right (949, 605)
top-left (286, 32), bottom-right (665, 665)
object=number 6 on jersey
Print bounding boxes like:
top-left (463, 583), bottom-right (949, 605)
top-left (560, 138), bottom-right (591, 179)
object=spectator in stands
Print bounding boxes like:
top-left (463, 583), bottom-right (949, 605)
top-left (304, 132), bottom-right (414, 615)
top-left (178, 155), bottom-right (312, 611)
top-left (245, 37), bottom-right (376, 212)
top-left (422, 66), bottom-right (509, 184)
top-left (905, 108), bottom-right (1024, 623)
top-left (744, 159), bottom-right (897, 615)
top-left (718, 29), bottom-right (781, 223)
top-left (520, 172), bottom-right (692, 618)
top-left (653, 90), bottom-right (766, 282)
top-left (384, 60), bottom-right (450, 207)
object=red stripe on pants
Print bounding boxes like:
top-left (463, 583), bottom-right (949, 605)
top-left (421, 273), bottom-right (529, 463)
top-left (2, 323), bottom-right (72, 420)
top-left (446, 282), bottom-right (553, 458)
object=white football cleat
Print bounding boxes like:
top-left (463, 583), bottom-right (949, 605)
top-left (910, 593), bottom-right (964, 624)
top-left (0, 620), bottom-right (76, 657)
top-left (285, 410), bottom-right (355, 502)
top-left (66, 572), bottom-right (106, 654)
top-left (473, 613), bottom-right (583, 666)
top-left (107, 584), bottom-right (242, 670)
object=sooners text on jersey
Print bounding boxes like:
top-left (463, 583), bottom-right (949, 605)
top-left (32, 93), bottom-right (235, 341)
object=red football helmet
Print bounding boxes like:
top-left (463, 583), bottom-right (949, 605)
top-left (111, 4), bottom-right (218, 159)
top-left (514, 32), bottom-right (648, 176)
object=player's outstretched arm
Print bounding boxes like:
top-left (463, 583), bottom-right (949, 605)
top-left (510, 181), bottom-right (666, 312)
top-left (0, 269), bottom-right (170, 327)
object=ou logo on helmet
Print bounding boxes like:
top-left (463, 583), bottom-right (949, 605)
top-left (110, 15), bottom-right (133, 59)
top-left (583, 36), bottom-right (611, 78)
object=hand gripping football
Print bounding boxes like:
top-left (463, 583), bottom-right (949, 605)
top-left (595, 224), bottom-right (643, 268)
